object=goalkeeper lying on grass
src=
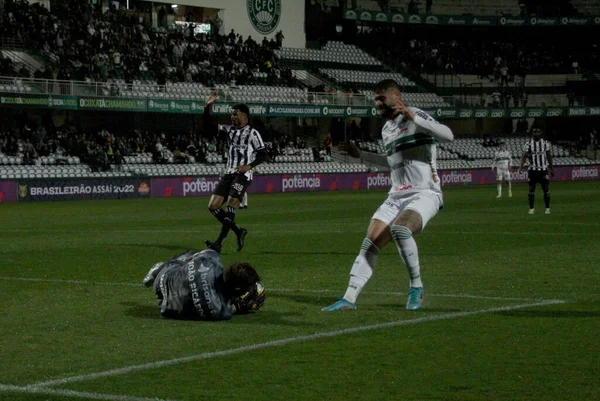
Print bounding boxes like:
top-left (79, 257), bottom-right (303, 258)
top-left (142, 249), bottom-right (266, 321)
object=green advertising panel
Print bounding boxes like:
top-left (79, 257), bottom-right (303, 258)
top-left (344, 9), bottom-right (600, 27)
top-left (0, 93), bottom-right (77, 110)
top-left (267, 104), bottom-right (322, 117)
top-left (78, 97), bottom-right (147, 111)
top-left (210, 103), bottom-right (267, 116)
top-left (1, 92), bottom-right (599, 119)
top-left (147, 98), bottom-right (201, 114)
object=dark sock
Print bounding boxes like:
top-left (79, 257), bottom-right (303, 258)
top-left (211, 207), bottom-right (240, 235)
top-left (217, 208), bottom-right (237, 244)
top-left (528, 193), bottom-right (535, 209)
top-left (210, 208), bottom-right (225, 223)
top-left (544, 193), bottom-right (550, 208)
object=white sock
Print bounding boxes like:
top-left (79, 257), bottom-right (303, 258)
top-left (343, 238), bottom-right (379, 303)
top-left (508, 181), bottom-right (512, 192)
top-left (497, 183), bottom-right (502, 195)
top-left (396, 237), bottom-right (423, 288)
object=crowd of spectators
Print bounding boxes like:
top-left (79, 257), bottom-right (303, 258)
top-left (1, 0), bottom-right (294, 88)
top-left (0, 118), bottom-right (314, 171)
top-left (358, 25), bottom-right (598, 78)
top-left (0, 53), bottom-right (28, 77)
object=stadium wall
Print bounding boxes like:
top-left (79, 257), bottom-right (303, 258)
top-left (1, 165), bottom-right (599, 202)
top-left (149, 0), bottom-right (306, 48)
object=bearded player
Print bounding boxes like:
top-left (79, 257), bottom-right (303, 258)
top-left (322, 79), bottom-right (454, 312)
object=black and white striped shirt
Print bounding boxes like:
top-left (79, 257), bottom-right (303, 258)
top-left (522, 138), bottom-right (551, 170)
top-left (219, 124), bottom-right (265, 180)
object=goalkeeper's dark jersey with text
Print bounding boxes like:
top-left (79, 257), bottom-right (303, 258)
top-left (153, 250), bottom-right (233, 321)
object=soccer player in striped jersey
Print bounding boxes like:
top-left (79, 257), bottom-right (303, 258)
top-left (203, 93), bottom-right (267, 253)
top-left (518, 126), bottom-right (555, 215)
top-left (491, 140), bottom-right (512, 198)
top-left (322, 79), bottom-right (454, 312)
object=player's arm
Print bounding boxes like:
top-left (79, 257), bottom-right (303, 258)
top-left (203, 92), bottom-right (219, 137)
top-left (491, 153), bottom-right (498, 171)
top-left (517, 151), bottom-right (528, 173)
top-left (546, 149), bottom-right (555, 177)
top-left (400, 105), bottom-right (454, 142)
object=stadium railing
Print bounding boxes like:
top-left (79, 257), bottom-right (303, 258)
top-left (0, 75), bottom-right (463, 107)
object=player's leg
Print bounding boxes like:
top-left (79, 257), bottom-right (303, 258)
top-left (321, 219), bottom-right (392, 311)
top-left (528, 170), bottom-right (536, 214)
top-left (506, 170), bottom-right (512, 197)
top-left (206, 175), bottom-right (240, 252)
top-left (214, 174), bottom-right (249, 251)
top-left (241, 192), bottom-right (248, 208)
top-left (207, 175), bottom-right (231, 224)
top-left (322, 197), bottom-right (399, 311)
top-left (496, 176), bottom-right (502, 198)
top-left (391, 192), bottom-right (440, 310)
top-left (542, 174), bottom-right (551, 214)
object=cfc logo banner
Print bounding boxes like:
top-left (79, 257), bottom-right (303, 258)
top-left (247, 0), bottom-right (282, 35)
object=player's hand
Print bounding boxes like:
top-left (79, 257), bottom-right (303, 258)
top-left (236, 164), bottom-right (251, 173)
top-left (234, 283), bottom-right (266, 314)
top-left (392, 99), bottom-right (415, 121)
top-left (206, 91), bottom-right (218, 105)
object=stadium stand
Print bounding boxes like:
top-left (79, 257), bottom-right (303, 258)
top-left (358, 137), bottom-right (597, 171)
top-left (350, 0), bottom-right (522, 16)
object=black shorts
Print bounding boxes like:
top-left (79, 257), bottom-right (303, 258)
top-left (528, 169), bottom-right (550, 186)
top-left (213, 173), bottom-right (251, 200)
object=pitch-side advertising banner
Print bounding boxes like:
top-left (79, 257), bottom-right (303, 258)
top-left (17, 179), bottom-right (151, 202)
top-left (0, 181), bottom-right (17, 203)
top-left (1, 166), bottom-right (597, 202)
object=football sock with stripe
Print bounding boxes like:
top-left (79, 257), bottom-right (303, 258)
top-left (391, 225), bottom-right (423, 288)
top-left (343, 238), bottom-right (379, 303)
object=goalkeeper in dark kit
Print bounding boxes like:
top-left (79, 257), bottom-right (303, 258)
top-left (142, 249), bottom-right (266, 321)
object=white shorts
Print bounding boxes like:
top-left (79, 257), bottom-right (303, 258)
top-left (496, 168), bottom-right (511, 181)
top-left (372, 191), bottom-right (441, 231)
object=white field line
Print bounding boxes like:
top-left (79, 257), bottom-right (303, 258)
top-left (1, 227), bottom-right (599, 236)
top-left (0, 383), bottom-right (181, 401)
top-left (0, 276), bottom-right (540, 301)
top-left (27, 300), bottom-right (564, 389)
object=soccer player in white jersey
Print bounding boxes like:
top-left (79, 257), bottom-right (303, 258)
top-left (322, 79), bottom-right (454, 312)
top-left (491, 140), bottom-right (512, 198)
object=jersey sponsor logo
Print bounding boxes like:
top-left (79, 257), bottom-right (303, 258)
top-left (415, 110), bottom-right (430, 120)
top-left (394, 181), bottom-right (414, 191)
top-left (198, 263), bottom-right (211, 273)
top-left (247, 0), bottom-right (281, 35)
top-left (390, 159), bottom-right (413, 170)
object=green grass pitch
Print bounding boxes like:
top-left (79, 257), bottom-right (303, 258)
top-left (1, 181), bottom-right (598, 401)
